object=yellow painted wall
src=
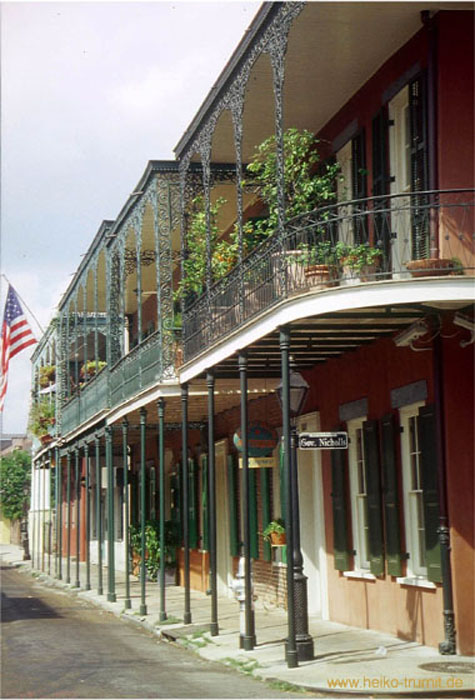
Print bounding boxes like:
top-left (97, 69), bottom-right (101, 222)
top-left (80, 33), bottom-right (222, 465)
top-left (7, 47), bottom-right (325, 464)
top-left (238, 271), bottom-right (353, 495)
top-left (0, 511), bottom-right (11, 544)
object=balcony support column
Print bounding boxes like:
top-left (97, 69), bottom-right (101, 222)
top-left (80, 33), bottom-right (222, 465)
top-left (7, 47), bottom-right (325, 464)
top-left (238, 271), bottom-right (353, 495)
top-left (95, 434), bottom-right (103, 596)
top-left (48, 450), bottom-right (52, 575)
top-left (139, 408), bottom-right (148, 615)
top-left (279, 328), bottom-right (297, 668)
top-left (42, 457), bottom-right (46, 572)
top-left (56, 448), bottom-right (63, 580)
top-left (181, 383), bottom-right (192, 624)
top-left (157, 398), bottom-right (167, 621)
top-left (66, 451), bottom-right (72, 584)
top-left (231, 104), bottom-right (245, 321)
top-left (75, 447), bottom-right (81, 588)
top-left (84, 442), bottom-right (91, 591)
top-left (239, 352), bottom-right (256, 650)
top-left (206, 371), bottom-right (218, 636)
top-left (136, 227), bottom-right (143, 348)
top-left (270, 40), bottom-right (287, 297)
top-left (106, 425), bottom-right (116, 602)
top-left (122, 418), bottom-right (131, 609)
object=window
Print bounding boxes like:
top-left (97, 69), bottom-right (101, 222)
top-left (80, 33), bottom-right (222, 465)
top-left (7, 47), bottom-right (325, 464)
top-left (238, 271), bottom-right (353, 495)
top-left (399, 402), bottom-right (427, 578)
top-left (347, 418), bottom-right (370, 572)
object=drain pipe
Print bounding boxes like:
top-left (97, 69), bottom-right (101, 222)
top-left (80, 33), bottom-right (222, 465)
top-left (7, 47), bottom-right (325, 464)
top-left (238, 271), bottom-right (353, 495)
top-left (433, 331), bottom-right (456, 654)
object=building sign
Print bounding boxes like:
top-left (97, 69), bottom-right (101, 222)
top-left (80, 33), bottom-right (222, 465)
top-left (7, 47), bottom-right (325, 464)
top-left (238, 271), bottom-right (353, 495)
top-left (239, 456), bottom-right (276, 469)
top-left (233, 421), bottom-right (278, 457)
top-left (298, 432), bottom-right (348, 450)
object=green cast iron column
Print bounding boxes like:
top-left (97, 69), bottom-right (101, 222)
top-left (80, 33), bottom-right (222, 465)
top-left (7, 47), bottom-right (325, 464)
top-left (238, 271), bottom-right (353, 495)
top-left (122, 418), bottom-right (131, 609)
top-left (42, 458), bottom-right (46, 572)
top-left (66, 452), bottom-right (72, 584)
top-left (181, 383), bottom-right (192, 624)
top-left (55, 448), bottom-right (62, 579)
top-left (75, 447), bottom-right (81, 588)
top-left (106, 425), bottom-right (116, 602)
top-left (280, 326), bottom-right (297, 668)
top-left (139, 407), bottom-right (148, 616)
top-left (238, 353), bottom-right (255, 649)
top-left (84, 442), bottom-right (91, 590)
top-left (206, 371), bottom-right (218, 636)
top-left (157, 398), bottom-right (167, 621)
top-left (95, 434), bottom-right (103, 596)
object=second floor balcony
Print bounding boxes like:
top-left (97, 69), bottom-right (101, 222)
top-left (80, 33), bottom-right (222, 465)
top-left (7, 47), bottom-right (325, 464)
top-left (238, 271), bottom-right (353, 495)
top-left (183, 189), bottom-right (475, 363)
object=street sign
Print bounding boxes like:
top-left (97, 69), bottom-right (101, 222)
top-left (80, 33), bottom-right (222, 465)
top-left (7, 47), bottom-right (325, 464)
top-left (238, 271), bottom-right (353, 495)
top-left (298, 432), bottom-right (348, 450)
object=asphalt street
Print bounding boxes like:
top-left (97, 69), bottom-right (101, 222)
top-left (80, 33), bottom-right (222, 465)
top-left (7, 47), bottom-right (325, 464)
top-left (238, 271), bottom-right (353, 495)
top-left (1, 564), bottom-right (301, 699)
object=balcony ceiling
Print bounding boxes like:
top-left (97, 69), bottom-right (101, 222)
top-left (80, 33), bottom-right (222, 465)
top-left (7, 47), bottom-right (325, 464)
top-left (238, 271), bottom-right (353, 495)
top-left (180, 2), bottom-right (468, 164)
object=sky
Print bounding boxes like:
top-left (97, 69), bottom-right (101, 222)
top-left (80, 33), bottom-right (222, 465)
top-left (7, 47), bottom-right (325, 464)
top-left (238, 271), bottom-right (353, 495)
top-left (0, 0), bottom-right (259, 434)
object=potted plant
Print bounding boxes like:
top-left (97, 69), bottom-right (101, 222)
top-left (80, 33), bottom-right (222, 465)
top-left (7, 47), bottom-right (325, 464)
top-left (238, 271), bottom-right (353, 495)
top-left (129, 520), bottom-right (178, 580)
top-left (405, 257), bottom-right (456, 278)
top-left (297, 240), bottom-right (336, 288)
top-left (28, 398), bottom-right (56, 443)
top-left (38, 364), bottom-right (56, 388)
top-left (335, 242), bottom-right (382, 283)
top-left (80, 360), bottom-right (107, 379)
top-left (262, 518), bottom-right (286, 546)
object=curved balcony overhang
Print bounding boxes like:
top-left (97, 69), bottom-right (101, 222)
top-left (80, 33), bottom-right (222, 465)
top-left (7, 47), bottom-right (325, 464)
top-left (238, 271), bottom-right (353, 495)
top-left (180, 276), bottom-right (474, 383)
top-left (176, 1), bottom-right (467, 163)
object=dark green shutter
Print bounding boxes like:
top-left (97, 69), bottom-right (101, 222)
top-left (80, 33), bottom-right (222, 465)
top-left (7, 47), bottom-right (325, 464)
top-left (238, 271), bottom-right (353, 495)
top-left (201, 455), bottom-right (209, 551)
top-left (352, 130), bottom-right (368, 244)
top-left (380, 414), bottom-right (403, 577)
top-left (409, 73), bottom-right (429, 259)
top-left (363, 420), bottom-right (385, 576)
top-left (331, 448), bottom-right (350, 571)
top-left (170, 470), bottom-right (182, 545)
top-left (418, 404), bottom-right (442, 583)
top-left (278, 444), bottom-right (287, 565)
top-left (260, 468), bottom-right (272, 562)
top-left (227, 454), bottom-right (240, 557)
top-left (372, 108), bottom-right (391, 260)
top-left (188, 459), bottom-right (198, 549)
top-left (249, 470), bottom-right (258, 559)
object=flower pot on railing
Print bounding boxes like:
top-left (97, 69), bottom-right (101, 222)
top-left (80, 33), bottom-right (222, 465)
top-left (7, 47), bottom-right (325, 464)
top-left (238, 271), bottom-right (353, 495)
top-left (405, 257), bottom-right (455, 278)
top-left (303, 264), bottom-right (337, 289)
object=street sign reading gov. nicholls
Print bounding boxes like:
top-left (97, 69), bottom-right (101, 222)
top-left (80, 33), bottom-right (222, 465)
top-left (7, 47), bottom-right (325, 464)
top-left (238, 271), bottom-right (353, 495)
top-left (298, 432), bottom-right (348, 450)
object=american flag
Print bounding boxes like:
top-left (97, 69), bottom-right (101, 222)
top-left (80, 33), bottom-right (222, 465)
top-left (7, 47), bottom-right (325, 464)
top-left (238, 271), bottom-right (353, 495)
top-left (0, 285), bottom-right (37, 412)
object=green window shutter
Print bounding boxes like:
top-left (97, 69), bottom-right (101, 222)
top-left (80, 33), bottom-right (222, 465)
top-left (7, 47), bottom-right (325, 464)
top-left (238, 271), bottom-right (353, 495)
top-left (331, 447), bottom-right (350, 571)
top-left (227, 454), bottom-right (240, 557)
top-left (260, 468), bottom-right (272, 562)
top-left (278, 444), bottom-right (287, 565)
top-left (201, 455), bottom-right (209, 551)
top-left (363, 420), bottom-right (385, 577)
top-left (372, 108), bottom-right (391, 261)
top-left (170, 471), bottom-right (182, 542)
top-left (352, 129), bottom-right (368, 244)
top-left (409, 73), bottom-right (430, 259)
top-left (418, 404), bottom-right (442, 583)
top-left (188, 459), bottom-right (198, 550)
top-left (380, 414), bottom-right (403, 577)
top-left (249, 470), bottom-right (258, 559)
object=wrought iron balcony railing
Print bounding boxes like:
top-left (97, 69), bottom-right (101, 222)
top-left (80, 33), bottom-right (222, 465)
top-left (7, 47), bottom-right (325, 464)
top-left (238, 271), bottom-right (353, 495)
top-left (61, 366), bottom-right (109, 434)
top-left (110, 328), bottom-right (164, 407)
top-left (183, 189), bottom-right (474, 362)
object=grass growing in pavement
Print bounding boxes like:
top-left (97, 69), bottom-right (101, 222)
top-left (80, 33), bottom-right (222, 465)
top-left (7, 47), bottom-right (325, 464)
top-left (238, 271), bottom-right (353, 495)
top-left (222, 657), bottom-right (261, 676)
top-left (155, 615), bottom-right (181, 626)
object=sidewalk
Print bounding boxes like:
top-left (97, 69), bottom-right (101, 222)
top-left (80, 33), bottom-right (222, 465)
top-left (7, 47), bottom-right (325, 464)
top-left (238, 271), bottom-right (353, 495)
top-left (2, 543), bottom-right (474, 697)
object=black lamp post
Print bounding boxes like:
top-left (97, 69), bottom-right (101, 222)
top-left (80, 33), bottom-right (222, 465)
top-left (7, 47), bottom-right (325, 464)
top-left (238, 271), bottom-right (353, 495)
top-left (276, 362), bottom-right (314, 663)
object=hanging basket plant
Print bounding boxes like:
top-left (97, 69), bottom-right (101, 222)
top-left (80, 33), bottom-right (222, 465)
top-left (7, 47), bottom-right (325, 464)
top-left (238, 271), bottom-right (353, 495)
top-left (38, 365), bottom-right (56, 388)
top-left (28, 398), bottom-right (56, 440)
top-left (262, 518), bottom-right (286, 546)
top-left (80, 360), bottom-right (107, 378)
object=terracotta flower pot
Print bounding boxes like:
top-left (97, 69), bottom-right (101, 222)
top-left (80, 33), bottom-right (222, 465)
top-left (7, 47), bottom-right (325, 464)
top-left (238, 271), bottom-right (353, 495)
top-left (304, 264), bottom-right (332, 288)
top-left (269, 531), bottom-right (286, 546)
top-left (405, 258), bottom-right (454, 277)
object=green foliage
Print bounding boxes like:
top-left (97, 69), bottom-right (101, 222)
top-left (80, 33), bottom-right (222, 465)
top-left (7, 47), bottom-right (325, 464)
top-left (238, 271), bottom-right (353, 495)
top-left (28, 398), bottom-right (56, 438)
top-left (81, 360), bottom-right (107, 377)
top-left (0, 450), bottom-right (31, 521)
top-left (38, 365), bottom-right (55, 388)
top-left (129, 519), bottom-right (179, 580)
top-left (335, 241), bottom-right (382, 272)
top-left (297, 240), bottom-right (334, 266)
top-left (262, 517), bottom-right (285, 542)
top-left (245, 127), bottom-right (341, 240)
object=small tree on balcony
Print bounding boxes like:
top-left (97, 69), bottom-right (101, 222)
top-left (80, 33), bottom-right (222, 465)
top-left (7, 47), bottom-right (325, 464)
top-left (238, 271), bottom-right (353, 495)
top-left (245, 127), bottom-right (341, 242)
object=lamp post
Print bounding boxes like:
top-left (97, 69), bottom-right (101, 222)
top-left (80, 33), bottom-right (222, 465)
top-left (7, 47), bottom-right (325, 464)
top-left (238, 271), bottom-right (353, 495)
top-left (276, 354), bottom-right (314, 663)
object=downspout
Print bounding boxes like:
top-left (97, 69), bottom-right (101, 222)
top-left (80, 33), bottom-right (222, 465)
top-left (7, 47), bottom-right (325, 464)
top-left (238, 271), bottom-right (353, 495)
top-left (433, 331), bottom-right (456, 654)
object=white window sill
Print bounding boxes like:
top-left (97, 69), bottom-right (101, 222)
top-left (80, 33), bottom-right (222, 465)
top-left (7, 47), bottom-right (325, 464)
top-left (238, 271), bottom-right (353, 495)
top-left (343, 570), bottom-right (376, 581)
top-left (396, 576), bottom-right (437, 590)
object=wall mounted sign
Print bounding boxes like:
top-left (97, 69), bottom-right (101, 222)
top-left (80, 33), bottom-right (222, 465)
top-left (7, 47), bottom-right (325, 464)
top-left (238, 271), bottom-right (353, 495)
top-left (239, 456), bottom-right (276, 469)
top-left (233, 421), bottom-right (278, 457)
top-left (298, 432), bottom-right (348, 450)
